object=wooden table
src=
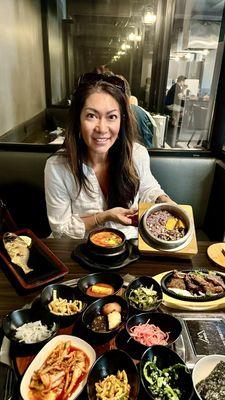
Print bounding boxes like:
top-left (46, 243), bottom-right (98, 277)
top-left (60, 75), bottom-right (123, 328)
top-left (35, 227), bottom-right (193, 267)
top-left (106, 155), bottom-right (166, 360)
top-left (0, 239), bottom-right (218, 318)
top-left (0, 239), bottom-right (222, 399)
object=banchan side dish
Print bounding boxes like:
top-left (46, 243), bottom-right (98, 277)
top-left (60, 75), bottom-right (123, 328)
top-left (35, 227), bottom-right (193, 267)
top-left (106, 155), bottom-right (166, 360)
top-left (77, 272), bottom-right (124, 300)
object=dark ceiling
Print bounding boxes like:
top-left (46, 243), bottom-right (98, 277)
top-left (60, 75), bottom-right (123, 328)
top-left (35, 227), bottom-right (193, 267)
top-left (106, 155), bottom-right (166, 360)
top-left (65, 0), bottom-right (225, 69)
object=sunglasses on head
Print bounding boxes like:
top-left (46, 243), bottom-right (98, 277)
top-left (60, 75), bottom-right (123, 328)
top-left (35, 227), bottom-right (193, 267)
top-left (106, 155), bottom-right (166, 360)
top-left (77, 73), bottom-right (125, 93)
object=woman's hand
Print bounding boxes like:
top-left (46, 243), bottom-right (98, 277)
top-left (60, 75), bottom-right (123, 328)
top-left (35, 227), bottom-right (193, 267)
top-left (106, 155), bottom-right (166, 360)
top-left (99, 207), bottom-right (138, 226)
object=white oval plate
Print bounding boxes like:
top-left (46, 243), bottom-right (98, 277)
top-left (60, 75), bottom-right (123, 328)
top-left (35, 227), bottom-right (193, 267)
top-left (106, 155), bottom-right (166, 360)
top-left (192, 354), bottom-right (225, 400)
top-left (20, 334), bottom-right (96, 400)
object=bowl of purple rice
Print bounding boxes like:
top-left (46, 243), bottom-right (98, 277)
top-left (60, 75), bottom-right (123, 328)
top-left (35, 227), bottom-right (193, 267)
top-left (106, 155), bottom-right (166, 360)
top-left (142, 203), bottom-right (193, 250)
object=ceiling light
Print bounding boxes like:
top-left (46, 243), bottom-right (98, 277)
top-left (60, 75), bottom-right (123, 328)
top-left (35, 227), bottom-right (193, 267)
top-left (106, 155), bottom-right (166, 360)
top-left (143, 11), bottom-right (156, 24)
top-left (128, 33), bottom-right (135, 41)
top-left (121, 43), bottom-right (131, 50)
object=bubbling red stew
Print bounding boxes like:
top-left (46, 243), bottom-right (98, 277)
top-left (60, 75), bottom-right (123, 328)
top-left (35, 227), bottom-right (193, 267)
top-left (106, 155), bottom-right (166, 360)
top-left (90, 231), bottom-right (123, 248)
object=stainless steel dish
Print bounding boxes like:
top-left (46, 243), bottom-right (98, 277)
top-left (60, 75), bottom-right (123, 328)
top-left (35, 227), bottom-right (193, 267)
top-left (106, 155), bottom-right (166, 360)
top-left (142, 203), bottom-right (193, 250)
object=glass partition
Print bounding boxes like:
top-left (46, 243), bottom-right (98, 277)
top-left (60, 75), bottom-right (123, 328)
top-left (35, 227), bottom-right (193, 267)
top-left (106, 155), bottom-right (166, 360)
top-left (164, 0), bottom-right (225, 150)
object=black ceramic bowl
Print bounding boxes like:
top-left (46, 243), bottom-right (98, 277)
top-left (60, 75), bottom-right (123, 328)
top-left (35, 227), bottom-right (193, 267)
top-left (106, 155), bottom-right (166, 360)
top-left (82, 295), bottom-right (128, 344)
top-left (2, 308), bottom-right (59, 352)
top-left (126, 312), bottom-right (182, 358)
top-left (40, 283), bottom-right (87, 327)
top-left (140, 345), bottom-right (193, 399)
top-left (77, 272), bottom-right (124, 301)
top-left (87, 227), bottom-right (126, 256)
top-left (125, 276), bottom-right (162, 313)
top-left (87, 349), bottom-right (140, 400)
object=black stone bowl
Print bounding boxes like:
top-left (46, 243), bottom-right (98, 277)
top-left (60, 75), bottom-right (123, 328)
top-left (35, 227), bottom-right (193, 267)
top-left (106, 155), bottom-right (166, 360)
top-left (2, 308), bottom-right (59, 352)
top-left (82, 295), bottom-right (128, 344)
top-left (126, 312), bottom-right (182, 358)
top-left (87, 349), bottom-right (140, 400)
top-left (40, 283), bottom-right (87, 327)
top-left (77, 272), bottom-right (124, 301)
top-left (87, 227), bottom-right (126, 257)
top-left (161, 269), bottom-right (225, 302)
top-left (140, 345), bottom-right (193, 399)
top-left (124, 276), bottom-right (162, 314)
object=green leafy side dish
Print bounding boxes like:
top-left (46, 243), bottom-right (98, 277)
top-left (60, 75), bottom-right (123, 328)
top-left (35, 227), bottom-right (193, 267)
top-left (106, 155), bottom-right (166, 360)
top-left (128, 285), bottom-right (160, 310)
top-left (143, 356), bottom-right (187, 399)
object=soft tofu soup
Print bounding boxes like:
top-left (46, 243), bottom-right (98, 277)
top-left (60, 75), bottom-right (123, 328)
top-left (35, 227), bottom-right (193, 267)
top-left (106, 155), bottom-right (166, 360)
top-left (91, 231), bottom-right (123, 248)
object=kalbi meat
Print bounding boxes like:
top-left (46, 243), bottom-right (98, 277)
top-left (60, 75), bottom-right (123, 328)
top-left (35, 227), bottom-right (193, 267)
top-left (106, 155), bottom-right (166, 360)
top-left (184, 275), bottom-right (200, 294)
top-left (166, 270), bottom-right (225, 297)
top-left (206, 274), bottom-right (225, 290)
top-left (167, 277), bottom-right (186, 290)
top-left (190, 273), bottom-right (224, 295)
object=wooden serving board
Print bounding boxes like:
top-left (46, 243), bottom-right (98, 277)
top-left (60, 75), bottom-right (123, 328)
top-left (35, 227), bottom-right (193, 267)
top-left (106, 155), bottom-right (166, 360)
top-left (138, 203), bottom-right (198, 259)
top-left (207, 243), bottom-right (225, 269)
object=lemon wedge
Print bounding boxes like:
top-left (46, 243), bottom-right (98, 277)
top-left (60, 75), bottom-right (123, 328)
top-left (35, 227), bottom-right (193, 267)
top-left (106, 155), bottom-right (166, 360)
top-left (19, 235), bottom-right (32, 247)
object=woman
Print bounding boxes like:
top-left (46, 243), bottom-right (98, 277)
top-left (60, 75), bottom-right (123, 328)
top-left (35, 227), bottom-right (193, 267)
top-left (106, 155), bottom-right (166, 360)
top-left (45, 73), bottom-right (172, 239)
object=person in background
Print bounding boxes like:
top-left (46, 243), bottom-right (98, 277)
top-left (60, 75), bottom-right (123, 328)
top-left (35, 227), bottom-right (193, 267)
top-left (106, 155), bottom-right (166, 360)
top-left (165, 75), bottom-right (187, 127)
top-left (165, 75), bottom-right (187, 107)
top-left (45, 73), bottom-right (173, 240)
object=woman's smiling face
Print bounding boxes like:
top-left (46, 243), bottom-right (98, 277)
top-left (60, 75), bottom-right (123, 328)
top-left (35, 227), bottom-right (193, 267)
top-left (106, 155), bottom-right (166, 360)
top-left (80, 91), bottom-right (121, 158)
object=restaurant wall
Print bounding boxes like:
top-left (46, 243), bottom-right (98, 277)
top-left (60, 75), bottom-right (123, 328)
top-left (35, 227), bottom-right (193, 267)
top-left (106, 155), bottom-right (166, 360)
top-left (0, 0), bottom-right (45, 137)
top-left (47, 0), bottom-right (67, 105)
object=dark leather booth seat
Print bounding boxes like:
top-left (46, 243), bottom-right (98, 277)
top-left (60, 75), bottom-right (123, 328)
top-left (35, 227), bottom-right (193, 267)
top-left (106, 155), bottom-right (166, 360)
top-left (0, 148), bottom-right (224, 240)
top-left (150, 156), bottom-right (216, 229)
top-left (0, 150), bottom-right (51, 237)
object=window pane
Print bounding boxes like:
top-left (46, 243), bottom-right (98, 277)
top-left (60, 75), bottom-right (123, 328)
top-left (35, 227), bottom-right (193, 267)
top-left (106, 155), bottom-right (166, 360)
top-left (69, 0), bottom-right (157, 106)
top-left (164, 0), bottom-right (225, 150)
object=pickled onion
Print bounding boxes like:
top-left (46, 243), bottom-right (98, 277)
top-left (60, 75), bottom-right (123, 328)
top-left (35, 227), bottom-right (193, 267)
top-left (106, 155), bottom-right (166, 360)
top-left (129, 320), bottom-right (169, 346)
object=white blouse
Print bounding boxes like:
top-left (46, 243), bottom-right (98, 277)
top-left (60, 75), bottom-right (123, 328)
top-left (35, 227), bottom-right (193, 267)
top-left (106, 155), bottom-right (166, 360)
top-left (44, 143), bottom-right (165, 239)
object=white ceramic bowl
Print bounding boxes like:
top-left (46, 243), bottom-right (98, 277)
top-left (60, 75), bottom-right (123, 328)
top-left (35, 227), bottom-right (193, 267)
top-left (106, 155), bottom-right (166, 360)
top-left (192, 354), bottom-right (225, 399)
top-left (142, 203), bottom-right (193, 250)
top-left (20, 334), bottom-right (96, 400)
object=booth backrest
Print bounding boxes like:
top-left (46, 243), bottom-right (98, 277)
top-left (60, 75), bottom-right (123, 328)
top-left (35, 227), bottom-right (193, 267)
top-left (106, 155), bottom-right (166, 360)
top-left (0, 149), bottom-right (223, 239)
top-left (0, 150), bottom-right (51, 237)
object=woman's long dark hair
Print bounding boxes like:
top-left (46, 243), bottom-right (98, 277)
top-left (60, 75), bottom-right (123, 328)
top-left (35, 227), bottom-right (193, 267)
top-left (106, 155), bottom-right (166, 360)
top-left (63, 80), bottom-right (140, 208)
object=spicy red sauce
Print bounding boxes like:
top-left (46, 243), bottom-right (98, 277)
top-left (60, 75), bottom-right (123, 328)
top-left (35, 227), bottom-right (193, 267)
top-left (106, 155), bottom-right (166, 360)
top-left (55, 346), bottom-right (90, 400)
